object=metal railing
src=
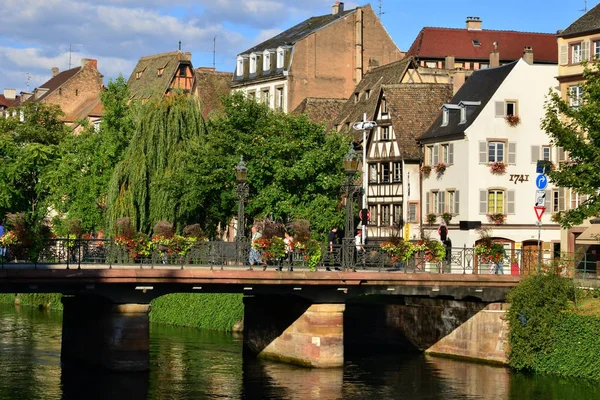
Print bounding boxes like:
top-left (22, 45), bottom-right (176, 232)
top-left (0, 239), bottom-right (598, 278)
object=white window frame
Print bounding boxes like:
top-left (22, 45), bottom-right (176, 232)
top-left (381, 126), bottom-right (390, 141)
top-left (542, 145), bottom-right (551, 162)
top-left (381, 163), bottom-right (390, 183)
top-left (488, 141), bottom-right (505, 163)
top-left (276, 87), bottom-right (284, 110)
top-left (369, 164), bottom-right (378, 183)
top-left (426, 145), bottom-right (434, 166)
top-left (236, 56), bottom-right (245, 76)
top-left (572, 43), bottom-right (582, 64)
top-left (442, 109), bottom-right (449, 126)
top-left (381, 97), bottom-right (388, 114)
top-left (595, 41), bottom-right (600, 60)
top-left (262, 89), bottom-right (270, 106)
top-left (381, 205), bottom-right (391, 226)
top-left (393, 162), bottom-right (401, 182)
top-left (263, 51), bottom-right (271, 71)
top-left (276, 47), bottom-right (285, 69)
top-left (408, 202), bottom-right (418, 223)
top-left (249, 54), bottom-right (257, 74)
top-left (393, 204), bottom-right (402, 226)
top-left (569, 85), bottom-right (582, 108)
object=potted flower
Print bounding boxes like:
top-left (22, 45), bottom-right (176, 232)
top-left (474, 242), bottom-right (505, 263)
top-left (551, 212), bottom-right (561, 224)
top-left (426, 213), bottom-right (437, 225)
top-left (505, 114), bottom-right (520, 127)
top-left (487, 213), bottom-right (506, 225)
top-left (490, 161), bottom-right (506, 175)
top-left (440, 212), bottom-right (452, 225)
top-left (421, 165), bottom-right (432, 178)
top-left (434, 162), bottom-right (447, 176)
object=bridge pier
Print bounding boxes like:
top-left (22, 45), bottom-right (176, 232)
top-left (61, 295), bottom-right (150, 371)
top-left (243, 295), bottom-right (344, 368)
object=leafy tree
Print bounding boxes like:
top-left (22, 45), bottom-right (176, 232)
top-left (170, 93), bottom-right (350, 239)
top-left (0, 102), bottom-right (68, 222)
top-left (541, 59), bottom-right (600, 228)
top-left (45, 76), bottom-right (134, 233)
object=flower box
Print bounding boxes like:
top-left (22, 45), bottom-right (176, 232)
top-left (426, 213), bottom-right (437, 225)
top-left (487, 213), bottom-right (506, 225)
top-left (421, 165), bottom-right (432, 178)
top-left (434, 162), bottom-right (447, 176)
top-left (505, 114), bottom-right (520, 127)
top-left (490, 161), bottom-right (506, 175)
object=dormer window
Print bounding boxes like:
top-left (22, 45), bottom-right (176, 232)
top-left (381, 97), bottom-right (388, 114)
top-left (136, 71), bottom-right (143, 80)
top-left (442, 109), bottom-right (449, 126)
top-left (354, 92), bottom-right (360, 103)
top-left (460, 107), bottom-right (466, 124)
top-left (472, 40), bottom-right (480, 46)
top-left (263, 51), bottom-right (271, 71)
top-left (157, 67), bottom-right (164, 77)
top-left (179, 65), bottom-right (187, 77)
top-left (277, 47), bottom-right (285, 69)
top-left (249, 54), bottom-right (257, 74)
top-left (365, 89), bottom-right (371, 100)
top-left (236, 56), bottom-right (245, 76)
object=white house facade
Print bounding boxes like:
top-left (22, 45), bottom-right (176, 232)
top-left (418, 59), bottom-right (560, 267)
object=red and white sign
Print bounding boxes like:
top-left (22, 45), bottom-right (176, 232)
top-left (534, 206), bottom-right (546, 221)
top-left (359, 209), bottom-right (371, 221)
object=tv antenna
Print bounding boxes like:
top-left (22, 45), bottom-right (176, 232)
top-left (213, 35), bottom-right (217, 70)
top-left (377, 0), bottom-right (385, 18)
top-left (25, 73), bottom-right (31, 92)
top-left (579, 0), bottom-right (587, 12)
top-left (69, 44), bottom-right (82, 69)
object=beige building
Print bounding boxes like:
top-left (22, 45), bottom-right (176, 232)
top-left (230, 2), bottom-right (403, 114)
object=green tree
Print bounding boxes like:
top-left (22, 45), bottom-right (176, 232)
top-left (105, 94), bottom-right (205, 234)
top-left (541, 59), bottom-right (600, 228)
top-left (0, 102), bottom-right (68, 222)
top-left (45, 76), bottom-right (134, 233)
top-left (170, 93), bottom-right (350, 238)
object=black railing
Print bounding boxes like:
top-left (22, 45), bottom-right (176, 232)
top-left (0, 239), bottom-right (598, 278)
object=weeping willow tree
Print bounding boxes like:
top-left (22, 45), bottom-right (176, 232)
top-left (105, 95), bottom-right (205, 234)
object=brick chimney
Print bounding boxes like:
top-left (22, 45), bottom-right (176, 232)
top-left (332, 1), bottom-right (344, 15)
top-left (466, 16), bottom-right (482, 30)
top-left (51, 67), bottom-right (59, 77)
top-left (444, 55), bottom-right (455, 70)
top-left (523, 46), bottom-right (534, 65)
top-left (452, 68), bottom-right (466, 94)
top-left (81, 58), bottom-right (98, 69)
top-left (181, 51), bottom-right (192, 61)
top-left (490, 42), bottom-right (500, 68)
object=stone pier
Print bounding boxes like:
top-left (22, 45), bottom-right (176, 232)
top-left (243, 295), bottom-right (344, 368)
top-left (61, 295), bottom-right (150, 371)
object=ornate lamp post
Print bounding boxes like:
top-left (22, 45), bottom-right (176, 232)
top-left (234, 156), bottom-right (249, 242)
top-left (342, 145), bottom-right (360, 271)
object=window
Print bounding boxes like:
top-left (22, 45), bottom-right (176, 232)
top-left (93, 120), bottom-right (101, 132)
top-left (447, 190), bottom-right (459, 214)
top-left (479, 63), bottom-right (489, 69)
top-left (488, 142), bottom-right (505, 163)
top-left (393, 162), bottom-right (401, 182)
top-left (531, 145), bottom-right (552, 163)
top-left (506, 101), bottom-right (516, 116)
top-left (157, 67), bottom-right (165, 77)
top-left (437, 191), bottom-right (446, 214)
top-left (454, 62), bottom-right (464, 68)
top-left (262, 89), bottom-right (270, 105)
top-left (369, 205), bottom-right (378, 225)
top-left (381, 97), bottom-right (388, 114)
top-left (58, 88), bottom-right (62, 95)
top-left (381, 126), bottom-right (390, 140)
top-left (247, 91), bottom-right (256, 100)
top-left (571, 190), bottom-right (589, 209)
top-left (136, 71), bottom-right (143, 80)
top-left (430, 192), bottom-right (438, 214)
top-left (381, 163), bottom-right (390, 183)
top-left (75, 89), bottom-right (79, 96)
top-left (277, 48), bottom-right (285, 69)
top-left (442, 109), bottom-right (449, 126)
top-left (495, 100), bottom-right (518, 117)
top-left (472, 39), bottom-right (480, 46)
top-left (408, 203), bottom-right (418, 223)
top-left (179, 65), bottom-right (187, 77)
top-left (263, 52), bottom-right (271, 71)
top-left (426, 145), bottom-right (434, 165)
top-left (369, 164), bottom-right (377, 183)
top-left (354, 92), bottom-right (359, 103)
top-left (488, 190), bottom-right (504, 213)
top-left (381, 205), bottom-right (391, 226)
top-left (237, 57), bottom-right (244, 76)
top-left (425, 61), bottom-right (437, 68)
top-left (552, 189), bottom-right (559, 213)
top-left (569, 85), bottom-right (582, 108)
top-left (595, 41), bottom-right (600, 60)
top-left (441, 143), bottom-right (454, 165)
top-left (365, 90), bottom-right (371, 100)
top-left (249, 54), bottom-right (257, 74)
top-left (276, 87), bottom-right (284, 110)
top-left (542, 145), bottom-right (551, 161)
top-left (393, 204), bottom-right (402, 226)
top-left (572, 43), bottom-right (582, 64)
top-left (459, 107), bottom-right (466, 124)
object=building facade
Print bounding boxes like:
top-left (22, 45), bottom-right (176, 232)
top-left (230, 2), bottom-right (402, 113)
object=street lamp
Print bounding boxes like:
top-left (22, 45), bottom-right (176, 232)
top-left (234, 156), bottom-right (249, 242)
top-left (352, 115), bottom-right (377, 245)
top-left (342, 145), bottom-right (360, 271)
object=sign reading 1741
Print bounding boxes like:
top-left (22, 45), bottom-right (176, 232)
top-left (535, 174), bottom-right (548, 190)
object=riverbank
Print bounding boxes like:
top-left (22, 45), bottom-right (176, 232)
top-left (0, 293), bottom-right (244, 332)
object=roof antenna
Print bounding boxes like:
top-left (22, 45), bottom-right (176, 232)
top-left (579, 0), bottom-right (587, 12)
top-left (377, 0), bottom-right (385, 18)
top-left (178, 40), bottom-right (182, 51)
top-left (213, 35), bottom-right (217, 70)
top-left (25, 73), bottom-right (31, 92)
top-left (69, 44), bottom-right (82, 69)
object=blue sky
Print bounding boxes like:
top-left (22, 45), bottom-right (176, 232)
top-left (0, 0), bottom-right (595, 93)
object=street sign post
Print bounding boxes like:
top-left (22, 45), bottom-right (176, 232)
top-left (534, 206), bottom-right (546, 221)
top-left (535, 174), bottom-right (548, 190)
top-left (534, 190), bottom-right (546, 207)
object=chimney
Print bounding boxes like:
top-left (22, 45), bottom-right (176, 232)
top-left (3, 89), bottom-right (16, 100)
top-left (523, 46), bottom-right (534, 65)
top-left (51, 67), bottom-right (59, 77)
top-left (20, 92), bottom-right (32, 102)
top-left (490, 42), bottom-right (500, 68)
top-left (466, 16), bottom-right (482, 30)
top-left (332, 1), bottom-right (344, 15)
top-left (182, 51), bottom-right (192, 61)
top-left (444, 55), bottom-right (455, 70)
top-left (81, 58), bottom-right (98, 69)
top-left (452, 68), bottom-right (466, 94)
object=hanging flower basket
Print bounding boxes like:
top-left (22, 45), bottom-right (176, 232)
top-left (505, 114), bottom-right (520, 127)
top-left (426, 213), bottom-right (437, 225)
top-left (487, 213), bottom-right (506, 225)
top-left (434, 162), bottom-right (447, 176)
top-left (490, 161), bottom-right (506, 175)
top-left (441, 212), bottom-right (452, 225)
top-left (421, 165), bottom-right (432, 178)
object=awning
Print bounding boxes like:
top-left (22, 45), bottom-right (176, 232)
top-left (576, 225), bottom-right (600, 245)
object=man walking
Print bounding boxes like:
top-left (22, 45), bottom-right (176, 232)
top-left (327, 227), bottom-right (341, 271)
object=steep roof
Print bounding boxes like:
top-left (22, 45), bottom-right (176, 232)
top-left (240, 9), bottom-right (355, 54)
top-left (33, 67), bottom-right (80, 102)
top-left (292, 97), bottom-right (347, 130)
top-left (560, 3), bottom-right (600, 37)
top-left (383, 84), bottom-right (454, 160)
top-left (127, 51), bottom-right (192, 100)
top-left (0, 94), bottom-right (17, 108)
top-left (407, 27), bottom-right (557, 64)
top-left (194, 68), bottom-right (233, 119)
top-left (335, 57), bottom-right (416, 131)
top-left (64, 97), bottom-right (104, 122)
top-left (419, 60), bottom-right (519, 142)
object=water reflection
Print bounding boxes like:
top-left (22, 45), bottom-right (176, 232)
top-left (61, 364), bottom-right (149, 400)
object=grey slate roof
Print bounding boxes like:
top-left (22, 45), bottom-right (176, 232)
top-left (560, 3), bottom-right (600, 37)
top-left (418, 61), bottom-right (518, 142)
top-left (239, 9), bottom-right (355, 54)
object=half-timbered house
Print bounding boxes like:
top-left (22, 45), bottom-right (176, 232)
top-left (128, 51), bottom-right (195, 100)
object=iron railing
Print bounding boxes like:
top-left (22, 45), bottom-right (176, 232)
top-left (0, 239), bottom-right (598, 278)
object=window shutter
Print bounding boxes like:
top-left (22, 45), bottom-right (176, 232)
top-left (559, 44), bottom-right (568, 65)
top-left (508, 142), bottom-right (516, 165)
top-left (545, 190), bottom-right (551, 210)
top-left (480, 190), bottom-right (487, 214)
top-left (426, 192), bottom-right (430, 214)
top-left (454, 190), bottom-right (460, 214)
top-left (495, 101), bottom-right (504, 118)
top-left (582, 41), bottom-right (590, 62)
top-left (507, 190), bottom-right (515, 214)
top-left (531, 145), bottom-right (540, 163)
top-left (479, 141), bottom-right (487, 164)
top-left (558, 188), bottom-right (566, 211)
top-left (448, 143), bottom-right (454, 165)
top-left (433, 144), bottom-right (439, 165)
top-left (439, 191), bottom-right (445, 214)
top-left (558, 147), bottom-right (566, 162)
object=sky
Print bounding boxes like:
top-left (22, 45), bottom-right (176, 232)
top-left (0, 0), bottom-right (596, 93)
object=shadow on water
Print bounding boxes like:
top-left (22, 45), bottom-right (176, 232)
top-left (60, 363), bottom-right (149, 400)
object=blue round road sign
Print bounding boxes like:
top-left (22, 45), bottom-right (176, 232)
top-left (535, 174), bottom-right (548, 190)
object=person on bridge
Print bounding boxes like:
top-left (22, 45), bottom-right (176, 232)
top-left (438, 222), bottom-right (448, 242)
top-left (326, 227), bottom-right (341, 271)
top-left (0, 219), bottom-right (5, 258)
top-left (284, 231), bottom-right (294, 272)
top-left (248, 225), bottom-right (264, 271)
top-left (354, 229), bottom-right (365, 271)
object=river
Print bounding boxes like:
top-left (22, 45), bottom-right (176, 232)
top-left (0, 303), bottom-right (598, 400)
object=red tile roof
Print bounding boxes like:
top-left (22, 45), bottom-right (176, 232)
top-left (0, 94), bottom-right (17, 108)
top-left (406, 28), bottom-right (558, 64)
